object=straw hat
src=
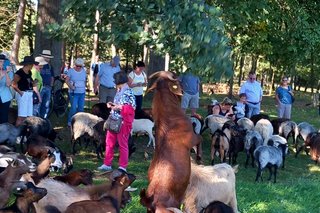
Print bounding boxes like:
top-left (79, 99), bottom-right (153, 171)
top-left (40, 50), bottom-right (54, 58)
top-left (75, 58), bottom-right (85, 67)
top-left (35, 56), bottom-right (48, 66)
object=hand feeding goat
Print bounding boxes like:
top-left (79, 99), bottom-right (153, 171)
top-left (140, 71), bottom-right (201, 213)
top-left (131, 119), bottom-right (155, 148)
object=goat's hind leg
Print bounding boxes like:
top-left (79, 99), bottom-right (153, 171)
top-left (255, 164), bottom-right (263, 182)
top-left (267, 164), bottom-right (273, 181)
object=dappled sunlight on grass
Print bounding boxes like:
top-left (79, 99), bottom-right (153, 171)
top-left (307, 164), bottom-right (320, 173)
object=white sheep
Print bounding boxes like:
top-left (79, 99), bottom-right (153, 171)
top-left (298, 122), bottom-right (317, 142)
top-left (254, 118), bottom-right (274, 145)
top-left (244, 130), bottom-right (264, 168)
top-left (266, 135), bottom-right (288, 168)
top-left (237, 117), bottom-right (254, 131)
top-left (131, 119), bottom-right (155, 148)
top-left (183, 163), bottom-right (238, 213)
top-left (279, 120), bottom-right (299, 148)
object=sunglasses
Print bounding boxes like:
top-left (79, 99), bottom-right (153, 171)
top-left (250, 77), bottom-right (256, 80)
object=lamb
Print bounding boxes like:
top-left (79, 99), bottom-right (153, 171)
top-left (53, 169), bottom-right (93, 186)
top-left (254, 144), bottom-right (287, 183)
top-left (244, 130), bottom-right (264, 168)
top-left (131, 119), bottom-right (155, 148)
top-left (250, 113), bottom-right (270, 125)
top-left (140, 71), bottom-right (201, 212)
top-left (0, 182), bottom-right (47, 213)
top-left (278, 120), bottom-right (299, 149)
top-left (236, 117), bottom-right (254, 131)
top-left (210, 129), bottom-right (229, 165)
top-left (254, 118), bottom-right (274, 145)
top-left (70, 112), bottom-right (105, 159)
top-left (64, 170), bottom-right (136, 213)
top-left (183, 163), bottom-right (238, 213)
top-left (270, 118), bottom-right (290, 134)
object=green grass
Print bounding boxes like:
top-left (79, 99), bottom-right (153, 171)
top-left (50, 90), bottom-right (320, 213)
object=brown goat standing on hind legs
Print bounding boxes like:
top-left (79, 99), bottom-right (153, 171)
top-left (140, 71), bottom-right (201, 213)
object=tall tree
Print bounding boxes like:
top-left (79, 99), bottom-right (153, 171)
top-left (11, 0), bottom-right (26, 64)
top-left (35, 0), bottom-right (62, 76)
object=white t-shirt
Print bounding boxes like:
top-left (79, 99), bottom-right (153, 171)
top-left (128, 71), bottom-right (147, 96)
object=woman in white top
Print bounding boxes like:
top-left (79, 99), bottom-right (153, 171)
top-left (128, 61), bottom-right (147, 113)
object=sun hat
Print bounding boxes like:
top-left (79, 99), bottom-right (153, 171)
top-left (35, 56), bottom-right (48, 66)
top-left (40, 50), bottom-right (54, 58)
top-left (136, 61), bottom-right (145, 67)
top-left (113, 71), bottom-right (128, 85)
top-left (75, 58), bottom-right (85, 67)
top-left (19, 56), bottom-right (39, 66)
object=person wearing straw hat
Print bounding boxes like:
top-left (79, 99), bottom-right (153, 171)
top-left (0, 54), bottom-right (14, 124)
top-left (39, 49), bottom-right (54, 119)
top-left (31, 56), bottom-right (48, 116)
top-left (94, 56), bottom-right (121, 103)
top-left (65, 58), bottom-right (87, 127)
top-left (211, 97), bottom-right (235, 120)
top-left (12, 56), bottom-right (39, 126)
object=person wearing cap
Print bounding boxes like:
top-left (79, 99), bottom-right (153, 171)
top-left (275, 76), bottom-right (294, 119)
top-left (0, 54), bottom-right (14, 124)
top-left (211, 97), bottom-right (235, 120)
top-left (239, 72), bottom-right (263, 118)
top-left (31, 57), bottom-right (48, 116)
top-left (98, 71), bottom-right (136, 172)
top-left (65, 58), bottom-right (87, 126)
top-left (128, 61), bottom-right (147, 113)
top-left (39, 50), bottom-right (54, 119)
top-left (12, 56), bottom-right (39, 126)
top-left (179, 71), bottom-right (200, 116)
top-left (94, 56), bottom-right (121, 103)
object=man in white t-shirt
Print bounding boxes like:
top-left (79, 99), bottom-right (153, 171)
top-left (128, 61), bottom-right (147, 113)
top-left (239, 72), bottom-right (263, 118)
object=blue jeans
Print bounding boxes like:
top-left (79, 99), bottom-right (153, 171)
top-left (246, 102), bottom-right (261, 118)
top-left (68, 92), bottom-right (85, 125)
top-left (39, 86), bottom-right (52, 119)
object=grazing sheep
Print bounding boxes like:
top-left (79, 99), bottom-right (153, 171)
top-left (140, 71), bottom-right (201, 212)
top-left (224, 124), bottom-right (246, 165)
top-left (70, 112), bottom-right (105, 159)
top-left (270, 118), bottom-right (290, 134)
top-left (296, 132), bottom-right (320, 163)
top-left (201, 115), bottom-right (231, 135)
top-left (278, 121), bottom-right (299, 150)
top-left (254, 118), bottom-right (274, 145)
top-left (244, 130), bottom-right (264, 168)
top-left (0, 182), bottom-right (47, 213)
top-left (295, 122), bottom-right (318, 157)
top-left (131, 119), bottom-right (155, 148)
top-left (183, 163), bottom-right (238, 213)
top-left (254, 144), bottom-right (287, 183)
top-left (267, 135), bottom-right (288, 168)
top-left (237, 117), bottom-right (254, 131)
top-left (250, 113), bottom-right (270, 125)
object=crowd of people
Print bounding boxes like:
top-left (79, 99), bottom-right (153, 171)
top-left (0, 50), bottom-right (295, 172)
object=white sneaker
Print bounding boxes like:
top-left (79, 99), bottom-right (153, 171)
top-left (97, 164), bottom-right (112, 171)
top-left (118, 167), bottom-right (127, 172)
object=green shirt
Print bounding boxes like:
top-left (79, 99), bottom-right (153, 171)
top-left (31, 68), bottom-right (43, 91)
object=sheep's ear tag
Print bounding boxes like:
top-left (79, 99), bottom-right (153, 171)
top-left (168, 82), bottom-right (182, 96)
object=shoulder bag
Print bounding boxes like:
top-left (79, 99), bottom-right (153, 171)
top-left (104, 115), bottom-right (123, 134)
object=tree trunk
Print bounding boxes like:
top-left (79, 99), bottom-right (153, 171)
top-left (250, 55), bottom-right (258, 74)
top-left (89, 10), bottom-right (100, 92)
top-left (148, 50), bottom-right (165, 74)
top-left (238, 55), bottom-right (244, 86)
top-left (11, 0), bottom-right (27, 65)
top-left (35, 0), bottom-right (63, 77)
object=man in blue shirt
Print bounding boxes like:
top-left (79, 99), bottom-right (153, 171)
top-left (179, 72), bottom-right (200, 115)
top-left (94, 56), bottom-right (120, 103)
top-left (239, 72), bottom-right (263, 118)
top-left (39, 50), bottom-right (54, 119)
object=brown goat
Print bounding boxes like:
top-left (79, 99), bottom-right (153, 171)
top-left (65, 170), bottom-right (136, 213)
top-left (0, 182), bottom-right (47, 213)
top-left (53, 169), bottom-right (93, 186)
top-left (297, 132), bottom-right (320, 163)
top-left (0, 160), bottom-right (36, 208)
top-left (140, 71), bottom-right (201, 212)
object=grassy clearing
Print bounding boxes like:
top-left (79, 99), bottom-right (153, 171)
top-left (50, 90), bottom-right (320, 213)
